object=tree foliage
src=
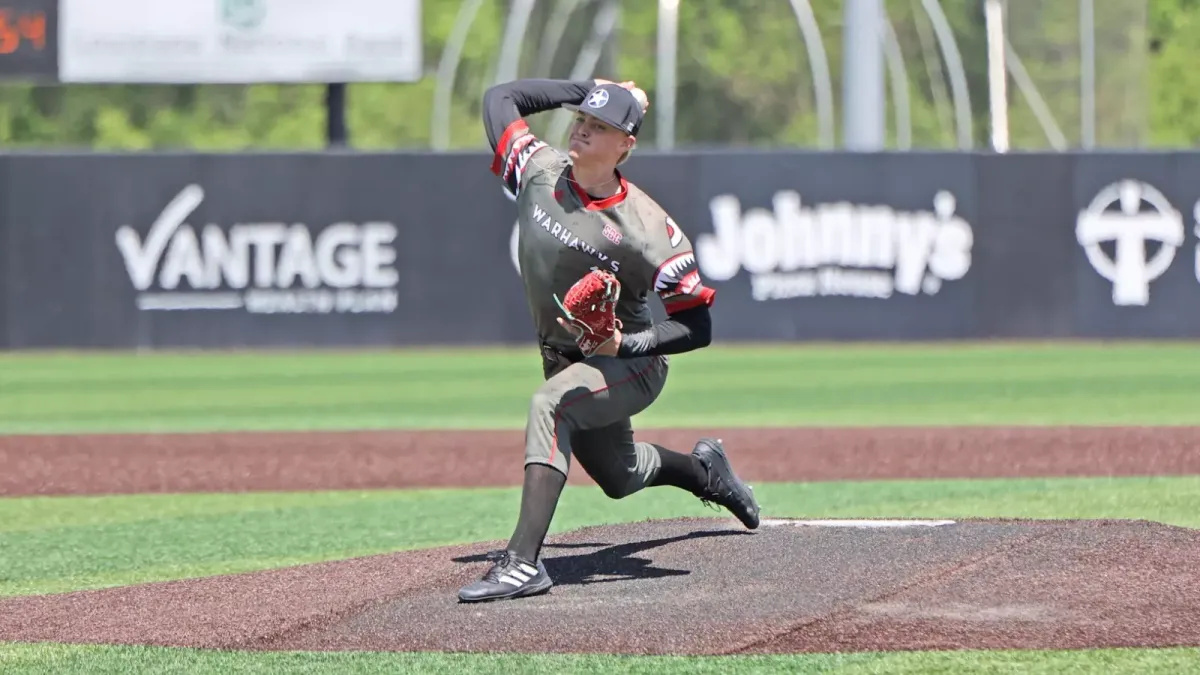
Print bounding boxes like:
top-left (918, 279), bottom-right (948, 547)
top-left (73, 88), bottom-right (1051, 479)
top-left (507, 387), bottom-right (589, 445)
top-left (0, 0), bottom-right (1188, 150)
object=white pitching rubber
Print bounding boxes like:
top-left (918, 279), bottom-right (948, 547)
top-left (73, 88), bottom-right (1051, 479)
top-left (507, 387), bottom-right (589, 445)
top-left (759, 519), bottom-right (957, 529)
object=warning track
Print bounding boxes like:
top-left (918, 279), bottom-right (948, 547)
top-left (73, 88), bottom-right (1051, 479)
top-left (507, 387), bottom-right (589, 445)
top-left (1, 517), bottom-right (1198, 654)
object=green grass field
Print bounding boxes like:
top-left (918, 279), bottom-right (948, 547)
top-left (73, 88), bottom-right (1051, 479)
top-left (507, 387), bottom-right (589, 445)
top-left (2, 343), bottom-right (1199, 673)
top-left (3, 342), bottom-right (1200, 433)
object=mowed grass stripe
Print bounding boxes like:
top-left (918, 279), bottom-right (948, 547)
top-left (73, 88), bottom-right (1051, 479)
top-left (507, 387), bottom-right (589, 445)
top-left (1, 642), bottom-right (1198, 675)
top-left (3, 343), bottom-right (1200, 432)
top-left (2, 381), bottom-right (1193, 430)
top-left (1, 475), bottom-right (1197, 598)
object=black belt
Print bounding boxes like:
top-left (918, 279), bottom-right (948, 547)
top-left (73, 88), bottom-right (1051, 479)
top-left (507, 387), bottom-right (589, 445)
top-left (540, 341), bottom-right (584, 378)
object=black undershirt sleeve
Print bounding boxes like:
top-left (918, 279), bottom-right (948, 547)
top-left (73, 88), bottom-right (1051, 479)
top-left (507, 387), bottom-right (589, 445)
top-left (482, 79), bottom-right (596, 151)
top-left (616, 305), bottom-right (713, 358)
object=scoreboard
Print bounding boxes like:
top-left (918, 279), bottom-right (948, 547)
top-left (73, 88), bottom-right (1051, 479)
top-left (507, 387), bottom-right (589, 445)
top-left (0, 1), bottom-right (422, 84)
top-left (0, 0), bottom-right (55, 80)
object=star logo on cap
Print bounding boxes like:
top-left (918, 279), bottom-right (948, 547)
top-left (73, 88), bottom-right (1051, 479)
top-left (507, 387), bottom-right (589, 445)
top-left (586, 89), bottom-right (610, 109)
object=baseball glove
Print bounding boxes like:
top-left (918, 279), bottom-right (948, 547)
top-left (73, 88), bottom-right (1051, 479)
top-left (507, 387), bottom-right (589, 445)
top-left (554, 268), bottom-right (623, 356)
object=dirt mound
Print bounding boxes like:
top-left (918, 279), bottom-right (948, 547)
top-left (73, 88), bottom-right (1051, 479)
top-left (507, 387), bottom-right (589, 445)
top-left (1, 517), bottom-right (1197, 655)
top-left (6, 425), bottom-right (1200, 496)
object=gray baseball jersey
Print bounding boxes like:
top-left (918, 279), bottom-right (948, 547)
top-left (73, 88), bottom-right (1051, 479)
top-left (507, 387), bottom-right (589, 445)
top-left (493, 120), bottom-right (715, 355)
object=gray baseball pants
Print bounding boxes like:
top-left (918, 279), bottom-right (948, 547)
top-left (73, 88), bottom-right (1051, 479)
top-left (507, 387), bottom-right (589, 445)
top-left (524, 348), bottom-right (669, 499)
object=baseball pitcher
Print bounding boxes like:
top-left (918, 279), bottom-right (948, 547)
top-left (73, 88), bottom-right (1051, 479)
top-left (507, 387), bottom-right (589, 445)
top-left (458, 78), bottom-right (761, 604)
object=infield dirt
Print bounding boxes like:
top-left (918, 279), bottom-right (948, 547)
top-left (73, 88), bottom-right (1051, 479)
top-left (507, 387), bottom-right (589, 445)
top-left (4, 425), bottom-right (1200, 496)
top-left (1, 425), bottom-right (1198, 655)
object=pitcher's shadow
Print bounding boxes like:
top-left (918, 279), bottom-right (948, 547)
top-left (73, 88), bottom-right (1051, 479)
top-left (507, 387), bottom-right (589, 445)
top-left (451, 529), bottom-right (751, 586)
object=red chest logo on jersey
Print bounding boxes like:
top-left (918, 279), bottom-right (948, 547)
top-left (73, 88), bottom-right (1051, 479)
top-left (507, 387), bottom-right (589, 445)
top-left (602, 223), bottom-right (623, 244)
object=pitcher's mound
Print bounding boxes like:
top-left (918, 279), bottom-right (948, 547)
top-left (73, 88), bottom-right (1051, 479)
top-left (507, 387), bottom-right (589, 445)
top-left (1, 517), bottom-right (1198, 655)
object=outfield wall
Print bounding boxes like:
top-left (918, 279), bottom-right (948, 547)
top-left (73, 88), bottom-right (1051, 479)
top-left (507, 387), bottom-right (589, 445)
top-left (0, 150), bottom-right (1196, 349)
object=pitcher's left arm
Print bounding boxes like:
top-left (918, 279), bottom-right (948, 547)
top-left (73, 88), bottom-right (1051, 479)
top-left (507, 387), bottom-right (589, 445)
top-left (617, 212), bottom-right (716, 357)
top-left (616, 304), bottom-right (712, 357)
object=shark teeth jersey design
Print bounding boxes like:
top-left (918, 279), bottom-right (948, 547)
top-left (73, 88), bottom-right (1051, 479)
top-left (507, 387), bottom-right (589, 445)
top-left (491, 120), bottom-right (550, 202)
top-left (501, 134), bottom-right (547, 201)
top-left (653, 251), bottom-right (713, 312)
top-left (654, 252), bottom-right (697, 294)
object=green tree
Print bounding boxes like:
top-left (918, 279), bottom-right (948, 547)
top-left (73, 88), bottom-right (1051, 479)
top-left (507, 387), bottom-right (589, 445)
top-left (0, 0), bottom-right (1191, 150)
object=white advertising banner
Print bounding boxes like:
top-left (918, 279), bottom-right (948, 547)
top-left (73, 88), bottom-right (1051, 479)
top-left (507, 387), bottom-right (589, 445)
top-left (59, 0), bottom-right (421, 83)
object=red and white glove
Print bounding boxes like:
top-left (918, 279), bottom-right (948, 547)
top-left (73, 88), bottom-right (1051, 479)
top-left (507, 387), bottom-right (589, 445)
top-left (554, 268), bottom-right (622, 356)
